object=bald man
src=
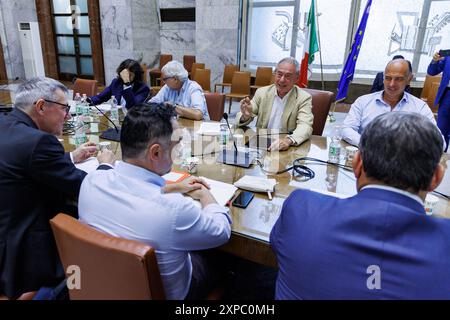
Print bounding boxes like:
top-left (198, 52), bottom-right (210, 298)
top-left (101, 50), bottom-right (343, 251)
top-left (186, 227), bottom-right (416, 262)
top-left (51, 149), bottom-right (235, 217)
top-left (342, 59), bottom-right (436, 146)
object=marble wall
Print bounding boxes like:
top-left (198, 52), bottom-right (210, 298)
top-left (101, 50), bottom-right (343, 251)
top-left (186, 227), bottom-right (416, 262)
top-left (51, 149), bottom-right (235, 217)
top-left (0, 0), bottom-right (38, 80)
top-left (196, 0), bottom-right (240, 85)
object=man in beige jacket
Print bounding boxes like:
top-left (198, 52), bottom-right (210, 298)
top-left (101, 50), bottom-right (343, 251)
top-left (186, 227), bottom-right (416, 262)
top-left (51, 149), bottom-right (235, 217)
top-left (236, 57), bottom-right (314, 151)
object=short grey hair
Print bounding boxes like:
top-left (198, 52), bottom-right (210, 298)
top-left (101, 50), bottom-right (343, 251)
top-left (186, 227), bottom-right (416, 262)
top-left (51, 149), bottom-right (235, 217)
top-left (14, 77), bottom-right (68, 111)
top-left (276, 57), bottom-right (300, 76)
top-left (359, 112), bottom-right (443, 193)
top-left (161, 60), bottom-right (189, 82)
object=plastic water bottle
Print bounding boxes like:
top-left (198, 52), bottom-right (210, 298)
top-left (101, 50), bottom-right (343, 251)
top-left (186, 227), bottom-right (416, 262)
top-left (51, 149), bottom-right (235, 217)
top-left (74, 114), bottom-right (87, 146)
top-left (81, 94), bottom-right (90, 119)
top-left (74, 93), bottom-right (82, 116)
top-left (109, 95), bottom-right (119, 124)
top-left (219, 119), bottom-right (229, 148)
top-left (328, 126), bottom-right (342, 164)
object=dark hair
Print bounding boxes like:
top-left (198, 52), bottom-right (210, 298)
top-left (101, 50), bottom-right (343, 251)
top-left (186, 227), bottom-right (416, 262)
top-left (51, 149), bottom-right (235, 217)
top-left (359, 112), bottom-right (443, 193)
top-left (116, 59), bottom-right (144, 83)
top-left (120, 102), bottom-right (177, 159)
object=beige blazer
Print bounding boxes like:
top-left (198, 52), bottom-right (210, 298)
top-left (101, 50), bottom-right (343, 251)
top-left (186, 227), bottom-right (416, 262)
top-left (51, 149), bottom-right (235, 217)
top-left (236, 84), bottom-right (314, 145)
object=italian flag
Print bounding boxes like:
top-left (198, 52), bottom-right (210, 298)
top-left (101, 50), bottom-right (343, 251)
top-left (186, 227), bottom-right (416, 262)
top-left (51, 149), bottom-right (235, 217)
top-left (298, 0), bottom-right (319, 88)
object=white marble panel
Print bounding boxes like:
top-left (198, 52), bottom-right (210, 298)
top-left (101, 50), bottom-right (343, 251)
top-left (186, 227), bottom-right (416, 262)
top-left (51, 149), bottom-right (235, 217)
top-left (161, 29), bottom-right (195, 51)
top-left (159, 0), bottom-right (195, 9)
top-left (196, 29), bottom-right (238, 84)
top-left (197, 0), bottom-right (238, 6)
top-left (100, 4), bottom-right (133, 50)
top-left (161, 22), bottom-right (195, 30)
top-left (0, 0), bottom-right (37, 80)
top-left (196, 5), bottom-right (239, 30)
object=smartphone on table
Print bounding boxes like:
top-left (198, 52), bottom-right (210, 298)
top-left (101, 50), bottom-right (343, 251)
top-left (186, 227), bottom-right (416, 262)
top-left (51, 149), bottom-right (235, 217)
top-left (232, 191), bottom-right (254, 208)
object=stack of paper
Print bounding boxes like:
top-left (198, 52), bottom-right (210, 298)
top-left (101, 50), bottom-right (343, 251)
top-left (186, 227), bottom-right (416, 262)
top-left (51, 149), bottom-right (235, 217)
top-left (196, 122), bottom-right (221, 135)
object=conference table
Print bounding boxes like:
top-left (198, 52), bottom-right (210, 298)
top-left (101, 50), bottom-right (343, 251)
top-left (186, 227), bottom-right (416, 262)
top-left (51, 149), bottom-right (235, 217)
top-left (60, 113), bottom-right (450, 268)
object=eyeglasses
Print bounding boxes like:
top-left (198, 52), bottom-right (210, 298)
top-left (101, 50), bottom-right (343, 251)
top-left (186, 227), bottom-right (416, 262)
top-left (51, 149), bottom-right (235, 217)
top-left (34, 99), bottom-right (71, 116)
top-left (275, 72), bottom-right (295, 81)
top-left (162, 76), bottom-right (175, 82)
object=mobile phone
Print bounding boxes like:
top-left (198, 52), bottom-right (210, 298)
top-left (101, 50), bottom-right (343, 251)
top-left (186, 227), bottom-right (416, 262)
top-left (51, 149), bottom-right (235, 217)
top-left (232, 191), bottom-right (254, 208)
top-left (439, 49), bottom-right (450, 57)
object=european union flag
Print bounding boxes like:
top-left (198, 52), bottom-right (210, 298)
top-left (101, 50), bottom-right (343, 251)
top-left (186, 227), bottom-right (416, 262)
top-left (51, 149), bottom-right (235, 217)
top-left (336, 0), bottom-right (372, 101)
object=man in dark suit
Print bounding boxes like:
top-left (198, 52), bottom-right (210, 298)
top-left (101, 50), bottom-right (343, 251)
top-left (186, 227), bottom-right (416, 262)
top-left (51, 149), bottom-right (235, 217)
top-left (271, 112), bottom-right (450, 299)
top-left (428, 50), bottom-right (450, 152)
top-left (370, 55), bottom-right (411, 93)
top-left (0, 77), bottom-right (115, 299)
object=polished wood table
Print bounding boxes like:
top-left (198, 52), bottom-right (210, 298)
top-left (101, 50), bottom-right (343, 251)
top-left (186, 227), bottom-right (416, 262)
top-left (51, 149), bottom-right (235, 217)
top-left (59, 115), bottom-right (450, 268)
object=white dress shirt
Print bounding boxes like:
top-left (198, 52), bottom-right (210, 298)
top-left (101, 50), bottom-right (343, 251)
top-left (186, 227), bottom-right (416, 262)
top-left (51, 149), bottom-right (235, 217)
top-left (342, 91), bottom-right (437, 146)
top-left (267, 90), bottom-right (291, 130)
top-left (78, 161), bottom-right (231, 299)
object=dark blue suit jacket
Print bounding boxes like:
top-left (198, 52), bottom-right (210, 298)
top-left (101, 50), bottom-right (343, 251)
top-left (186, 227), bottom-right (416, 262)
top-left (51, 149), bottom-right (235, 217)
top-left (89, 78), bottom-right (150, 109)
top-left (427, 56), bottom-right (450, 105)
top-left (270, 188), bottom-right (450, 299)
top-left (0, 109), bottom-right (110, 298)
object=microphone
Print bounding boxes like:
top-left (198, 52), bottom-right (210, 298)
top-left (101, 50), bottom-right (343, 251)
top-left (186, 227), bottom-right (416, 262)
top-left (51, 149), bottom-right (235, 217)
top-left (222, 113), bottom-right (238, 154)
top-left (216, 112), bottom-right (255, 168)
top-left (90, 104), bottom-right (121, 142)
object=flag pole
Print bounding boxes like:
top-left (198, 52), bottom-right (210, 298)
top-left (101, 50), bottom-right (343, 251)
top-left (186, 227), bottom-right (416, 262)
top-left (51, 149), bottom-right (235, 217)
top-left (314, 0), bottom-right (325, 91)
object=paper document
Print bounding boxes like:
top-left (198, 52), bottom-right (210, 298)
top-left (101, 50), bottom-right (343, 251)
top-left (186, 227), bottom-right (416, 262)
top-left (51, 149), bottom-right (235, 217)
top-left (186, 177), bottom-right (237, 208)
top-left (74, 157), bottom-right (99, 173)
top-left (288, 180), bottom-right (352, 199)
top-left (196, 122), bottom-right (221, 135)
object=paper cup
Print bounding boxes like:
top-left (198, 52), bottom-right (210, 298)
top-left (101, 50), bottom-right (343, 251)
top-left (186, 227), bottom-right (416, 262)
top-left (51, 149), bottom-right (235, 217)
top-left (424, 194), bottom-right (439, 216)
top-left (185, 156), bottom-right (199, 174)
top-left (99, 141), bottom-right (111, 152)
top-left (345, 146), bottom-right (358, 165)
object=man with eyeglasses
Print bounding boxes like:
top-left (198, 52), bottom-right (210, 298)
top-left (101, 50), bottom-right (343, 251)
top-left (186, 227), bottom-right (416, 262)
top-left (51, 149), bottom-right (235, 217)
top-left (342, 59), bottom-right (437, 146)
top-left (0, 77), bottom-right (115, 299)
top-left (236, 57), bottom-right (314, 151)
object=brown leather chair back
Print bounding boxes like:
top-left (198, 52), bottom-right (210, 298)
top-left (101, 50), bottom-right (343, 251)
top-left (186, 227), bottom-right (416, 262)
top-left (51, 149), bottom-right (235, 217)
top-left (302, 88), bottom-right (334, 136)
top-left (205, 93), bottom-right (225, 121)
top-left (160, 54), bottom-right (172, 69)
top-left (230, 71), bottom-right (251, 95)
top-left (50, 213), bottom-right (165, 300)
top-left (222, 64), bottom-right (239, 84)
top-left (191, 63), bottom-right (205, 80)
top-left (254, 67), bottom-right (273, 86)
top-left (194, 68), bottom-right (211, 92)
top-left (183, 55), bottom-right (196, 73)
top-left (72, 78), bottom-right (97, 98)
top-left (420, 74), bottom-right (442, 113)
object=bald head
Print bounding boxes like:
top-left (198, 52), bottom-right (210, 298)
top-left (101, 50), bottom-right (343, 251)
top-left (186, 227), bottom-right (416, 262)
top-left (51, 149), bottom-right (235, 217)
top-left (385, 59), bottom-right (411, 78)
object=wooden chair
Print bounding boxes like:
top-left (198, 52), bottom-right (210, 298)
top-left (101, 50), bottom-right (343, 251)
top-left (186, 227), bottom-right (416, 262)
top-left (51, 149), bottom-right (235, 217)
top-left (224, 71), bottom-right (251, 114)
top-left (72, 78), bottom-right (97, 99)
top-left (193, 68), bottom-right (211, 92)
top-left (141, 63), bottom-right (149, 86)
top-left (214, 64), bottom-right (239, 93)
top-left (250, 67), bottom-right (273, 95)
top-left (205, 93), bottom-right (225, 121)
top-left (190, 63), bottom-right (205, 81)
top-left (150, 54), bottom-right (172, 86)
top-left (183, 55), bottom-right (196, 74)
top-left (421, 74), bottom-right (442, 115)
top-left (50, 213), bottom-right (165, 300)
top-left (302, 88), bottom-right (335, 136)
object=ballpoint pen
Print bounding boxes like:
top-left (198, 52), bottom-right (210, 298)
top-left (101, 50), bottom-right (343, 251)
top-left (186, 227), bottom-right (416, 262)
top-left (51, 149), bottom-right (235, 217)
top-left (267, 190), bottom-right (272, 200)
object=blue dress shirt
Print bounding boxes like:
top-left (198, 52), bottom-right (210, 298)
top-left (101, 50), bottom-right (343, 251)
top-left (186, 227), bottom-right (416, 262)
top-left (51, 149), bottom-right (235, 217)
top-left (342, 91), bottom-right (436, 146)
top-left (78, 161), bottom-right (231, 299)
top-left (149, 79), bottom-right (209, 119)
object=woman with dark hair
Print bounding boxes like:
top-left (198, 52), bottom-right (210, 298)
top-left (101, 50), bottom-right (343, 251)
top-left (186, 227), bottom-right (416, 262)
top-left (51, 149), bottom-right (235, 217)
top-left (88, 59), bottom-right (150, 109)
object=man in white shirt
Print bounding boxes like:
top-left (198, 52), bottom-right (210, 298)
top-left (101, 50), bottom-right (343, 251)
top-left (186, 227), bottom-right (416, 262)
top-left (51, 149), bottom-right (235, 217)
top-left (78, 103), bottom-right (231, 300)
top-left (236, 57), bottom-right (314, 151)
top-left (342, 59), bottom-right (437, 146)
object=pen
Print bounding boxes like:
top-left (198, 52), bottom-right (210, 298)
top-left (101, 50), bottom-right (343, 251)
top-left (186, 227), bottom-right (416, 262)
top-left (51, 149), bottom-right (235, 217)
top-left (267, 190), bottom-right (272, 200)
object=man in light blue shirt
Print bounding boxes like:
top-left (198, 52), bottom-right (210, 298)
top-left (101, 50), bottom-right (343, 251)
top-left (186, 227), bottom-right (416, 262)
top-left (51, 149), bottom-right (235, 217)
top-left (342, 59), bottom-right (436, 146)
top-left (149, 60), bottom-right (208, 120)
top-left (78, 103), bottom-right (231, 300)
